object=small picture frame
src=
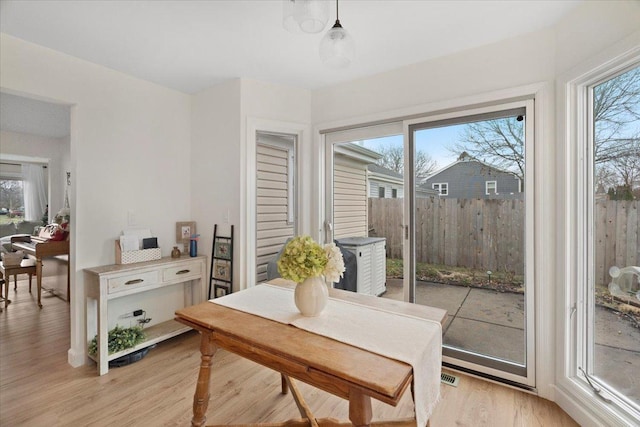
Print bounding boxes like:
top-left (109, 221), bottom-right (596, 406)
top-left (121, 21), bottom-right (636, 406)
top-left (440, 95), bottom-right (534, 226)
top-left (214, 240), bottom-right (231, 260)
top-left (176, 221), bottom-right (196, 251)
top-left (213, 259), bottom-right (231, 281)
top-left (214, 285), bottom-right (230, 298)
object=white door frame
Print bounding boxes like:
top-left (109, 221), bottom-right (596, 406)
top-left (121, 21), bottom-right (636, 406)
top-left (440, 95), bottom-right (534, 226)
top-left (243, 118), bottom-right (308, 289)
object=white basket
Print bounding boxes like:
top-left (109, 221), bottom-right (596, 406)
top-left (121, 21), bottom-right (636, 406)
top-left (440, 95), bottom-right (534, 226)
top-left (115, 241), bottom-right (162, 264)
top-left (1, 250), bottom-right (24, 267)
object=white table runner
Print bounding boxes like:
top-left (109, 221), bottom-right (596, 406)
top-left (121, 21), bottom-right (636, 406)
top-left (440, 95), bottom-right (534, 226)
top-left (211, 284), bottom-right (442, 426)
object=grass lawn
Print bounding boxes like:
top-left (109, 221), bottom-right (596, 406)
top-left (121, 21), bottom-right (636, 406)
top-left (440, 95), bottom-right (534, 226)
top-left (386, 258), bottom-right (524, 293)
top-left (0, 215), bottom-right (21, 225)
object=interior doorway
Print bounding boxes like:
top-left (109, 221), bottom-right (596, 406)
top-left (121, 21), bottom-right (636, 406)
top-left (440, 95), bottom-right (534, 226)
top-left (0, 92), bottom-right (71, 302)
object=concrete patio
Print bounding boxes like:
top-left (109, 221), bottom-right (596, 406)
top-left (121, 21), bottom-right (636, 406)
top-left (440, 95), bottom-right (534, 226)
top-left (382, 278), bottom-right (640, 406)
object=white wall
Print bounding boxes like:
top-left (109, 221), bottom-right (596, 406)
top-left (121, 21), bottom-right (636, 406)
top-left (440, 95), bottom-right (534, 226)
top-left (555, 0), bottom-right (640, 76)
top-left (0, 34), bottom-right (192, 367)
top-left (312, 28), bottom-right (556, 125)
top-left (190, 79), bottom-right (241, 295)
top-left (0, 130), bottom-right (69, 218)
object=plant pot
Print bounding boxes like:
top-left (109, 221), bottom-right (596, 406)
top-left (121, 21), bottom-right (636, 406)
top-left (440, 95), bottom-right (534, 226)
top-left (294, 276), bottom-right (328, 317)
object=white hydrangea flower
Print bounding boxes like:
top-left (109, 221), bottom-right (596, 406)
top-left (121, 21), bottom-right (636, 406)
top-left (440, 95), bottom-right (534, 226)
top-left (323, 242), bottom-right (345, 283)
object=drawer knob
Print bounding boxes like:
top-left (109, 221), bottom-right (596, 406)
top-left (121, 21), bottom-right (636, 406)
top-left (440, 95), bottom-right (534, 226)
top-left (176, 269), bottom-right (191, 275)
top-left (125, 279), bottom-right (144, 285)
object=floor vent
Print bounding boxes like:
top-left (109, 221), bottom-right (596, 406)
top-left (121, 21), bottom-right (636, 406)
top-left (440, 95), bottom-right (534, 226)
top-left (441, 372), bottom-right (460, 387)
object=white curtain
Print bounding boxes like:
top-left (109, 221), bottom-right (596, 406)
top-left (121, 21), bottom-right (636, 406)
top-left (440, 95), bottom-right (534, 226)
top-left (23, 163), bottom-right (47, 222)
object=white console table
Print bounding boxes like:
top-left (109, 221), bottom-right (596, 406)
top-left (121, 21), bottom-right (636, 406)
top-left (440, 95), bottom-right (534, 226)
top-left (84, 255), bottom-right (207, 375)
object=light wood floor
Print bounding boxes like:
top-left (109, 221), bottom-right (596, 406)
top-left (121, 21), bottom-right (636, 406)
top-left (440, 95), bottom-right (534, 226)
top-left (0, 278), bottom-right (579, 426)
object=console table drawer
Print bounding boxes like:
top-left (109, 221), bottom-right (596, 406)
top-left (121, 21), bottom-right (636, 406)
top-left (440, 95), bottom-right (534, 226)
top-left (163, 262), bottom-right (202, 282)
top-left (108, 270), bottom-right (159, 294)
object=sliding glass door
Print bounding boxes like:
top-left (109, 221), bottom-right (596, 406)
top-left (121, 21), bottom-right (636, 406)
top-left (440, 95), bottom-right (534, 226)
top-left (323, 101), bottom-right (535, 386)
top-left (324, 124), bottom-right (404, 298)
top-left (405, 101), bottom-right (535, 386)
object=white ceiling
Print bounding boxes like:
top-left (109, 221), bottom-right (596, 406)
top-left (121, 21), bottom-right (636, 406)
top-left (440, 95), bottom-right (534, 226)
top-left (0, 0), bottom-right (583, 138)
top-left (0, 0), bottom-right (583, 94)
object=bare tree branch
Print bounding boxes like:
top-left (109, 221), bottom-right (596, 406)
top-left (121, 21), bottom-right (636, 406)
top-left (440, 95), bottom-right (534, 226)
top-left (450, 66), bottom-right (640, 191)
top-left (374, 144), bottom-right (438, 181)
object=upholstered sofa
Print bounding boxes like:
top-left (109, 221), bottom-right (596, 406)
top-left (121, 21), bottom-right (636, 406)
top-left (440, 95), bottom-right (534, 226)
top-left (0, 221), bottom-right (42, 253)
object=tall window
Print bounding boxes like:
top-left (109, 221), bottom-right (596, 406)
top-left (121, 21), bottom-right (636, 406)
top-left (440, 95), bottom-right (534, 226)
top-left (0, 179), bottom-right (24, 222)
top-left (0, 162), bottom-right (25, 223)
top-left (579, 63), bottom-right (640, 419)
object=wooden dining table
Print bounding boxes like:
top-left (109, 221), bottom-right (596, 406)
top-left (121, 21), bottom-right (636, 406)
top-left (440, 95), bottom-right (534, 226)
top-left (175, 279), bottom-right (447, 427)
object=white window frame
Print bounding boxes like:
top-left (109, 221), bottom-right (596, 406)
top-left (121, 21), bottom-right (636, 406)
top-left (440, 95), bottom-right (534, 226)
top-left (557, 40), bottom-right (640, 426)
top-left (379, 186), bottom-right (386, 198)
top-left (392, 188), bottom-right (398, 198)
top-left (432, 182), bottom-right (448, 195)
top-left (486, 180), bottom-right (497, 195)
top-left (286, 148), bottom-right (295, 224)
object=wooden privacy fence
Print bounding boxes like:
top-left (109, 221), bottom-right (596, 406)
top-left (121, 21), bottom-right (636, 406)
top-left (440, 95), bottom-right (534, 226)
top-left (594, 200), bottom-right (640, 287)
top-left (369, 198), bottom-right (639, 283)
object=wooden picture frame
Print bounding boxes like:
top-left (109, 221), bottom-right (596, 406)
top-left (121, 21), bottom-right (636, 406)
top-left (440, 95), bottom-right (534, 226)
top-left (214, 240), bottom-right (231, 260)
top-left (215, 286), bottom-right (229, 298)
top-left (213, 259), bottom-right (231, 281)
top-left (176, 221), bottom-right (196, 252)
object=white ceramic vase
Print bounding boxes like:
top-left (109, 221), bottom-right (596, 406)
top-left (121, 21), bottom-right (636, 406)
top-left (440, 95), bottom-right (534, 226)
top-left (294, 276), bottom-right (328, 317)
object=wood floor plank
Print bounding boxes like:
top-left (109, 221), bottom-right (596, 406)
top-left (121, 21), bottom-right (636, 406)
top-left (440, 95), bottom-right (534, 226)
top-left (0, 278), bottom-right (578, 426)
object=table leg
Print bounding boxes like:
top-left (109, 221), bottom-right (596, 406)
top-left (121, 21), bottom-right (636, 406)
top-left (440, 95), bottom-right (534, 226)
top-left (36, 257), bottom-right (43, 308)
top-left (3, 277), bottom-right (8, 309)
top-left (192, 332), bottom-right (217, 427)
top-left (349, 388), bottom-right (372, 427)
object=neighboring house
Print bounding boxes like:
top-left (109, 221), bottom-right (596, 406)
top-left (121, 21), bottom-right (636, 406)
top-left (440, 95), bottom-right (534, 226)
top-left (423, 152), bottom-right (522, 199)
top-left (333, 143), bottom-right (381, 239)
top-left (416, 183), bottom-right (441, 198)
top-left (367, 164), bottom-right (440, 199)
top-left (367, 164), bottom-right (403, 198)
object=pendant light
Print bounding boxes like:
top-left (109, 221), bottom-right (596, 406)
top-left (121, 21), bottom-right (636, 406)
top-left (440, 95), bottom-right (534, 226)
top-left (319, 0), bottom-right (355, 68)
top-left (283, 0), bottom-right (329, 34)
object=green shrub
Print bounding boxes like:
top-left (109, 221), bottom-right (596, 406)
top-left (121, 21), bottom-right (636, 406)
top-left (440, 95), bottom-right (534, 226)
top-left (88, 325), bottom-right (146, 356)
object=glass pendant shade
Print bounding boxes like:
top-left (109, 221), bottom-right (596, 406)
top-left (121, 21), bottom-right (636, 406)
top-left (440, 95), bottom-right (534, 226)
top-left (283, 0), bottom-right (329, 34)
top-left (319, 21), bottom-right (355, 68)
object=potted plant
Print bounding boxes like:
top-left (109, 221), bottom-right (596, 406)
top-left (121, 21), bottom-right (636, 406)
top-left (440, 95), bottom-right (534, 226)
top-left (88, 325), bottom-right (146, 356)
